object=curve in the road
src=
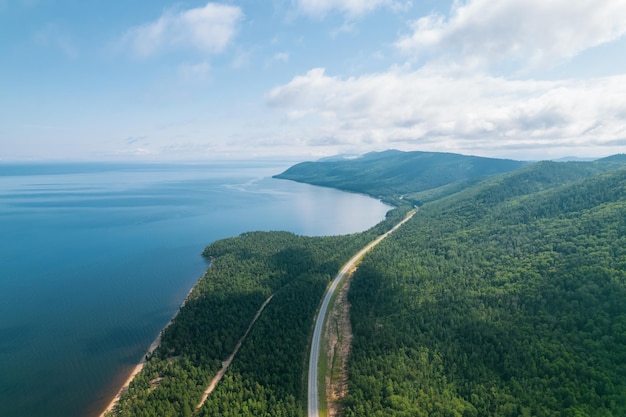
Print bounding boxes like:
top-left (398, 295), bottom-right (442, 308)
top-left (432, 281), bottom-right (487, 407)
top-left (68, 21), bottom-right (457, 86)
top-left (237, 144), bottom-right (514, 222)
top-left (307, 209), bottom-right (416, 417)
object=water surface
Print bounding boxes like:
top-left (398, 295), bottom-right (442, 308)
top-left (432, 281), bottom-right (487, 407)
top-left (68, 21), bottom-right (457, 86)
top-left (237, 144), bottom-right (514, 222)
top-left (0, 162), bottom-right (390, 417)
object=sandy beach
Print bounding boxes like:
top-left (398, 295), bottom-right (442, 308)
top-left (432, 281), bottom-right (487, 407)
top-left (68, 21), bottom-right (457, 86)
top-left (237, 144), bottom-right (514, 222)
top-left (97, 275), bottom-right (203, 417)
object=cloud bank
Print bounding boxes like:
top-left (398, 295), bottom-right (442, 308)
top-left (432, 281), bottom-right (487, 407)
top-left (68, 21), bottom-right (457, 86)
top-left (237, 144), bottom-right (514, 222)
top-left (268, 68), bottom-right (626, 157)
top-left (264, 0), bottom-right (626, 159)
top-left (396, 0), bottom-right (626, 69)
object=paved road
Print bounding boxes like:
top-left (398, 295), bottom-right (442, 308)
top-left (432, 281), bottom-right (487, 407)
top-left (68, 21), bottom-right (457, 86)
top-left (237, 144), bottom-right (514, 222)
top-left (307, 209), bottom-right (416, 417)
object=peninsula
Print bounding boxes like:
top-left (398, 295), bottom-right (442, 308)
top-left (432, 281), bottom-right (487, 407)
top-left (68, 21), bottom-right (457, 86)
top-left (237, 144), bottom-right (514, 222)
top-left (104, 150), bottom-right (626, 417)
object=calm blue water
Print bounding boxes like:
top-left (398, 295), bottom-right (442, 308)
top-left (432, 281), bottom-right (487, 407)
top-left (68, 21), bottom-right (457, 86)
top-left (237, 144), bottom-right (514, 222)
top-left (0, 162), bottom-right (390, 417)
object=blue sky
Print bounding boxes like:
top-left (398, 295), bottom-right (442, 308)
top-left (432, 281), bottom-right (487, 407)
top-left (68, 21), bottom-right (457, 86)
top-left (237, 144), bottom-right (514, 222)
top-left (1, 0), bottom-right (626, 161)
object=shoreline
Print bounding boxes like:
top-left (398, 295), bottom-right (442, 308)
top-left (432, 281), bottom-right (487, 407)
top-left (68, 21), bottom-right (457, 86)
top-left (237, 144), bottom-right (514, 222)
top-left (98, 270), bottom-right (206, 417)
top-left (97, 335), bottom-right (160, 417)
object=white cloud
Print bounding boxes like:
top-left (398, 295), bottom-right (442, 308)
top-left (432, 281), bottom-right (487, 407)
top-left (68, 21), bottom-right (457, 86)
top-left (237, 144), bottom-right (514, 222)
top-left (295, 0), bottom-right (410, 18)
top-left (267, 68), bottom-right (626, 158)
top-left (397, 0), bottom-right (626, 70)
top-left (34, 24), bottom-right (79, 58)
top-left (269, 1), bottom-right (626, 159)
top-left (178, 60), bottom-right (211, 81)
top-left (230, 48), bottom-right (252, 69)
top-left (273, 52), bottom-right (290, 63)
top-left (122, 2), bottom-right (243, 58)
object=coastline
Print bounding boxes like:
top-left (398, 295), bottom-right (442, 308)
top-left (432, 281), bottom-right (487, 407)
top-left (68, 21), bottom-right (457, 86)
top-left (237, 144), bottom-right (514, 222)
top-left (98, 271), bottom-right (205, 417)
top-left (0, 164), bottom-right (393, 417)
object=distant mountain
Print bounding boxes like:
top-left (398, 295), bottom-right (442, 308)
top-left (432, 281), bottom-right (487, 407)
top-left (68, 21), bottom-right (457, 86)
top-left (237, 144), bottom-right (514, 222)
top-left (551, 156), bottom-right (597, 162)
top-left (274, 150), bottom-right (528, 200)
top-left (597, 153), bottom-right (626, 163)
top-left (316, 154), bottom-right (360, 162)
top-left (552, 154), bottom-right (626, 162)
top-left (276, 151), bottom-right (626, 205)
top-left (406, 158), bottom-right (626, 206)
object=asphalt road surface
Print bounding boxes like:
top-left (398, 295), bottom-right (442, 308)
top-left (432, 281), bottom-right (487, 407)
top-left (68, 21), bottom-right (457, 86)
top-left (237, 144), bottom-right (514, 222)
top-left (307, 209), bottom-right (416, 417)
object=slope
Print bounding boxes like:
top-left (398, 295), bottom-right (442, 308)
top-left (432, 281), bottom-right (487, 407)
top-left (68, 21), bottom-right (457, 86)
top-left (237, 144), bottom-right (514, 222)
top-left (344, 166), bottom-right (626, 416)
top-left (105, 209), bottom-right (410, 417)
top-left (274, 150), bottom-right (527, 201)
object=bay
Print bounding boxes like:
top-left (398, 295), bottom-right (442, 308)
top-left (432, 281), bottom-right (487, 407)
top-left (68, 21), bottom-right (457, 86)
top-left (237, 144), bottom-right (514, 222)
top-left (0, 161), bottom-right (390, 417)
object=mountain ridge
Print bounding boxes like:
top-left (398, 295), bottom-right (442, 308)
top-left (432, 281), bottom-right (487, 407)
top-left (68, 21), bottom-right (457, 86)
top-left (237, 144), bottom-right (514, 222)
top-left (274, 150), bottom-right (528, 202)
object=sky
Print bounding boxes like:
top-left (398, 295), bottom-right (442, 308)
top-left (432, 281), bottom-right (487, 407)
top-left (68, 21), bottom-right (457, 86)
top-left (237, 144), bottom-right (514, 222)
top-left (1, 0), bottom-right (626, 162)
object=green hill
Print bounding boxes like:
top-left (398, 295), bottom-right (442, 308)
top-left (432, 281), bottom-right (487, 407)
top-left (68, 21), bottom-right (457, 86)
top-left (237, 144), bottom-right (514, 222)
top-left (345, 164), bottom-right (626, 416)
top-left (413, 158), bottom-right (626, 208)
top-left (274, 150), bottom-right (527, 202)
top-left (105, 210), bottom-right (410, 417)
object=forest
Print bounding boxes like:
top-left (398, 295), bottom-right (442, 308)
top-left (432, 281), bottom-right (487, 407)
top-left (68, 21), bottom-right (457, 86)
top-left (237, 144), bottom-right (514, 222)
top-left (274, 150), bottom-right (526, 203)
top-left (106, 207), bottom-right (409, 417)
top-left (108, 152), bottom-right (626, 416)
top-left (345, 162), bottom-right (626, 416)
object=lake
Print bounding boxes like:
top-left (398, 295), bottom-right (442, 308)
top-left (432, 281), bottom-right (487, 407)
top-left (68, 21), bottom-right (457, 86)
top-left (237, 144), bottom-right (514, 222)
top-left (0, 161), bottom-right (390, 417)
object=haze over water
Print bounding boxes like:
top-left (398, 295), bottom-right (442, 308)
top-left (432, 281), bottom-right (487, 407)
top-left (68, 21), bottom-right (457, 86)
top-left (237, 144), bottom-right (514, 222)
top-left (0, 161), bottom-right (390, 417)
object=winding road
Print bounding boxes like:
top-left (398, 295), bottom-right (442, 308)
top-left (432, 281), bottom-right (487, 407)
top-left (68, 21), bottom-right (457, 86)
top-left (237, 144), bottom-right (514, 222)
top-left (307, 209), bottom-right (416, 417)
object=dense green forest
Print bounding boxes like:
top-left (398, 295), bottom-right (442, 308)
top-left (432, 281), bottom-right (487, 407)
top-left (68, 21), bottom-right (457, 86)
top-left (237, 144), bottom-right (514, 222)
top-left (107, 151), bottom-right (626, 416)
top-left (274, 150), bottom-right (527, 202)
top-left (106, 207), bottom-right (408, 417)
top-left (403, 157), bottom-right (626, 206)
top-left (344, 163), bottom-right (626, 416)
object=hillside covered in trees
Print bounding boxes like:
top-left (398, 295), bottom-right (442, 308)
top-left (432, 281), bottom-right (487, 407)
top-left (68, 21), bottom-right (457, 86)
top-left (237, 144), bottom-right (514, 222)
top-left (107, 151), bottom-right (626, 416)
top-left (106, 208), bottom-right (409, 417)
top-left (344, 160), bottom-right (626, 416)
top-left (274, 150), bottom-right (527, 202)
